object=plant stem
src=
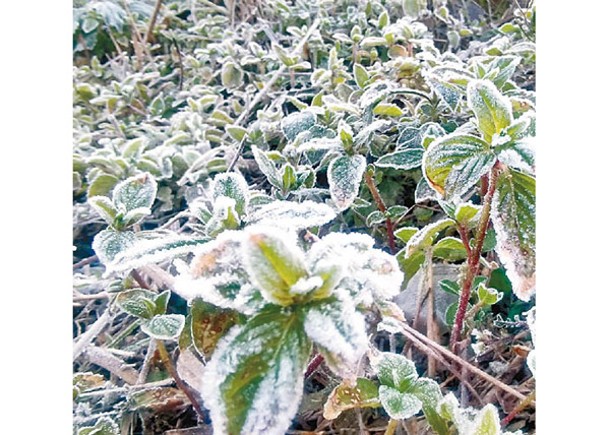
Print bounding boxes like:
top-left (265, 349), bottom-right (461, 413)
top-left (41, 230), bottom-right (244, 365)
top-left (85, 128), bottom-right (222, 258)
top-left (156, 340), bottom-right (206, 420)
top-left (304, 353), bottom-right (325, 378)
top-left (145, 0), bottom-right (163, 43)
top-left (449, 165), bottom-right (500, 351)
top-left (364, 171), bottom-right (396, 254)
top-left (501, 389), bottom-right (536, 427)
top-left (384, 418), bottom-right (399, 435)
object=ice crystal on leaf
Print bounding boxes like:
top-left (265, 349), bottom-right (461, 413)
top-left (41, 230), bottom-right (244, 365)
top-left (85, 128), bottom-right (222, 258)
top-left (246, 200), bottom-right (336, 230)
top-left (328, 154), bottom-right (367, 211)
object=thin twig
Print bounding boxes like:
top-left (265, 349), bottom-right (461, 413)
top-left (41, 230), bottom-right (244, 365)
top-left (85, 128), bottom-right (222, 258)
top-left (364, 171), bottom-right (396, 254)
top-left (83, 346), bottom-right (139, 385)
top-left (502, 389), bottom-right (536, 426)
top-left (145, 0), bottom-right (163, 43)
top-left (73, 307), bottom-right (113, 361)
top-left (137, 339), bottom-right (157, 384)
top-left (398, 320), bottom-right (527, 401)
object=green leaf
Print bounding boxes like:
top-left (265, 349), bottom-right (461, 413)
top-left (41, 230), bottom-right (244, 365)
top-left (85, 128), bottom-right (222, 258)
top-left (252, 146), bottom-right (282, 189)
top-left (372, 352), bottom-right (418, 392)
top-left (87, 173), bottom-right (119, 198)
top-left (154, 290), bottom-right (171, 315)
top-left (373, 103), bottom-right (404, 117)
top-left (379, 386), bottom-right (422, 420)
top-left (433, 237), bottom-right (467, 261)
top-left (141, 314), bottom-right (185, 340)
top-left (476, 283), bottom-right (503, 306)
top-left (411, 378), bottom-right (449, 435)
top-left (242, 228), bottom-right (308, 306)
top-left (445, 302), bottom-right (458, 327)
top-left (439, 279), bottom-right (460, 296)
top-left (206, 197), bottom-right (241, 236)
top-left (376, 149), bottom-right (423, 170)
top-left (221, 60), bottom-right (244, 88)
top-left (88, 196), bottom-right (117, 225)
top-left (406, 218), bottom-right (454, 256)
top-left (122, 207), bottom-right (152, 228)
top-left (467, 80), bottom-right (513, 142)
top-left (353, 64), bottom-right (369, 89)
top-left (328, 154), bottom-right (366, 211)
top-left (212, 172), bottom-right (250, 216)
top-left (394, 227), bottom-right (419, 244)
top-left (455, 202), bottom-right (481, 228)
top-left (201, 305), bottom-right (311, 435)
top-left (226, 124), bottom-right (248, 142)
top-left (323, 378), bottom-right (381, 420)
top-left (360, 36), bottom-right (388, 48)
top-left (92, 229), bottom-right (136, 265)
top-left (190, 298), bottom-right (241, 359)
top-left (472, 404), bottom-right (502, 435)
top-left (281, 163), bottom-right (297, 192)
top-left (115, 288), bottom-right (157, 319)
top-left (397, 248), bottom-right (425, 282)
top-left (491, 169), bottom-right (536, 301)
top-left (423, 133), bottom-right (496, 198)
top-left (301, 296), bottom-right (368, 377)
top-left (247, 200), bottom-right (336, 230)
top-left (281, 111), bottom-right (316, 141)
top-left (112, 173), bottom-right (157, 213)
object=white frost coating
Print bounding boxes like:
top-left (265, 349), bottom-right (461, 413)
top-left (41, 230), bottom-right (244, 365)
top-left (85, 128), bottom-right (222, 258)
top-left (93, 229), bottom-right (137, 266)
top-left (112, 173), bottom-right (158, 213)
top-left (107, 235), bottom-right (208, 273)
top-left (328, 154), bottom-right (367, 211)
top-left (211, 172), bottom-right (250, 213)
top-left (304, 294), bottom-right (368, 377)
top-left (378, 385), bottom-right (423, 420)
top-left (289, 276), bottom-right (324, 296)
top-left (246, 200), bottom-right (336, 230)
top-left (307, 232), bottom-right (403, 304)
top-left (359, 80), bottom-right (397, 109)
top-left (241, 354), bottom-right (304, 434)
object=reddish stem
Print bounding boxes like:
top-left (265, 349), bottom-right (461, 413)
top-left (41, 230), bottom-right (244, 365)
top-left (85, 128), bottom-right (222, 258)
top-left (305, 353), bottom-right (324, 378)
top-left (364, 172), bottom-right (396, 254)
top-left (449, 165), bottom-right (500, 351)
top-left (501, 390), bottom-right (536, 427)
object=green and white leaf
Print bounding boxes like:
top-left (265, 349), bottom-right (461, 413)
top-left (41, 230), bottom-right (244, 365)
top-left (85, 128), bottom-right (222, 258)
top-left (242, 226), bottom-right (308, 306)
top-left (205, 196), bottom-right (241, 237)
top-left (406, 218), bottom-right (454, 257)
top-left (423, 133), bottom-right (496, 199)
top-left (328, 154), bottom-right (366, 211)
top-left (371, 352), bottom-right (418, 392)
top-left (112, 173), bottom-right (157, 213)
top-left (115, 288), bottom-right (157, 319)
top-left (211, 172), bottom-right (250, 216)
top-left (88, 195), bottom-right (117, 225)
top-left (491, 169), bottom-right (535, 301)
top-left (281, 111), bottom-right (316, 141)
top-left (92, 229), bottom-right (137, 265)
top-left (247, 200), bottom-right (336, 230)
top-left (467, 80), bottom-right (513, 142)
top-left (107, 235), bottom-right (209, 273)
top-left (201, 306), bottom-right (311, 435)
top-left (394, 227), bottom-right (419, 244)
top-left (252, 146), bottom-right (283, 189)
top-left (378, 386), bottom-right (422, 420)
top-left (375, 148), bottom-right (424, 170)
top-left (455, 202), bottom-right (481, 228)
top-left (302, 295), bottom-right (368, 377)
top-left (77, 416), bottom-right (119, 435)
top-left (433, 237), bottom-right (468, 261)
top-left (323, 377), bottom-right (380, 420)
top-left (141, 314), bottom-right (186, 341)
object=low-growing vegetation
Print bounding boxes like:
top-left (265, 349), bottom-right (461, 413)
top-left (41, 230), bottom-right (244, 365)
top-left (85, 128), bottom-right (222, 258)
top-left (73, 0), bottom-right (536, 433)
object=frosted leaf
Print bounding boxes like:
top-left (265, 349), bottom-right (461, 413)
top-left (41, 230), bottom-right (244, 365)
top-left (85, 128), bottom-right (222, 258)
top-left (423, 133), bottom-right (496, 199)
top-left (200, 306), bottom-right (311, 435)
top-left (321, 95), bottom-right (360, 115)
top-left (467, 80), bottom-right (513, 143)
top-left (112, 173), bottom-right (157, 213)
top-left (121, 206), bottom-right (152, 228)
top-left (77, 416), bottom-right (119, 435)
top-left (359, 80), bottom-right (398, 110)
top-left (378, 386), bottom-right (423, 420)
top-left (303, 294), bottom-right (368, 378)
top-left (433, 237), bottom-right (468, 262)
top-left (415, 177), bottom-right (441, 203)
top-left (375, 148), bottom-right (424, 170)
top-left (471, 404), bottom-right (502, 435)
top-left (211, 172), bottom-right (250, 216)
top-left (328, 154), bottom-right (366, 211)
top-left (406, 218), bottom-right (454, 256)
top-left (323, 377), bottom-right (380, 420)
top-left (455, 202), bottom-right (481, 228)
top-left (115, 288), bottom-right (158, 319)
top-left (354, 120), bottom-right (392, 147)
top-left (498, 140), bottom-right (535, 175)
top-left (371, 352), bottom-right (418, 392)
top-left (141, 314), bottom-right (185, 341)
top-left (307, 232), bottom-right (403, 304)
top-left (481, 55), bottom-right (521, 89)
top-left (424, 65), bottom-right (474, 111)
top-left (189, 297), bottom-right (242, 360)
top-left (242, 226), bottom-right (308, 306)
top-left (92, 229), bottom-right (136, 265)
top-left (88, 196), bottom-right (117, 225)
top-left (490, 169), bottom-right (535, 301)
top-left (107, 235), bottom-right (209, 273)
top-left (247, 200), bottom-right (336, 230)
top-left (411, 378), bottom-right (449, 434)
top-left (252, 146), bottom-right (282, 189)
top-left (281, 111), bottom-right (316, 141)
top-left (205, 196), bottom-right (241, 237)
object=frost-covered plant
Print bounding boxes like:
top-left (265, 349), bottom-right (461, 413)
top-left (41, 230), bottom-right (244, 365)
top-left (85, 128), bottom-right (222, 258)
top-left (171, 226), bottom-right (403, 434)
